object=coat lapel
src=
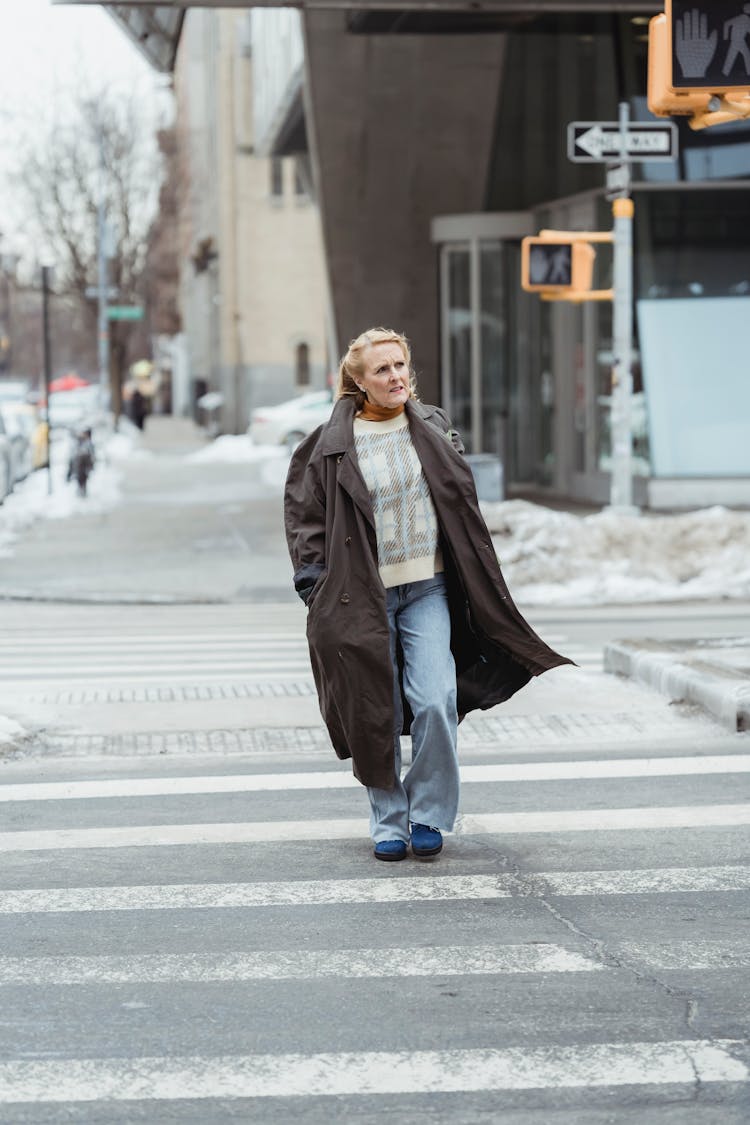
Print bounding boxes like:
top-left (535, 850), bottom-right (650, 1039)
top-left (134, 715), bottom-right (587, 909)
top-left (406, 400), bottom-right (474, 510)
top-left (320, 397), bottom-right (376, 531)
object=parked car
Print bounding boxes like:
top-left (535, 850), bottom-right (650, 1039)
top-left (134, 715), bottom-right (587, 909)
top-left (2, 403), bottom-right (47, 471)
top-left (0, 414), bottom-right (14, 503)
top-left (0, 379), bottom-right (32, 406)
top-left (0, 407), bottom-right (33, 483)
top-left (47, 385), bottom-right (100, 431)
top-left (249, 390), bottom-right (334, 450)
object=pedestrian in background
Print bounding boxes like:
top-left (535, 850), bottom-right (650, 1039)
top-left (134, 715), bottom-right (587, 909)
top-left (284, 327), bottom-right (570, 861)
top-left (129, 388), bottom-right (148, 431)
top-left (67, 428), bottom-right (95, 497)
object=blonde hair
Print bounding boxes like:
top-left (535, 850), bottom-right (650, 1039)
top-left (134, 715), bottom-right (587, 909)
top-left (336, 327), bottom-right (418, 409)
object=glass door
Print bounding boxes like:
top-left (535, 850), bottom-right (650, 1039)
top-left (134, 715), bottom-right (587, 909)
top-left (439, 232), bottom-right (554, 487)
top-left (440, 243), bottom-right (473, 447)
top-left (440, 238), bottom-right (509, 460)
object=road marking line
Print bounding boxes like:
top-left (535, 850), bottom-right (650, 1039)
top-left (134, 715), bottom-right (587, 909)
top-left (457, 804), bottom-right (750, 835)
top-left (617, 940), bottom-right (750, 970)
top-left (2, 755), bottom-right (748, 802)
top-left (0, 865), bottom-right (748, 914)
top-left (1, 940), bottom-right (746, 983)
top-left (0, 1041), bottom-right (745, 1102)
top-left (0, 804), bottom-right (748, 853)
top-left (0, 944), bottom-right (600, 984)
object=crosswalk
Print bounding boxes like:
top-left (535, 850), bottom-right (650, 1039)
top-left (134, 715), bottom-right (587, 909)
top-left (0, 607), bottom-right (602, 694)
top-left (0, 608), bottom-right (314, 688)
top-left (1, 603), bottom-right (749, 1117)
top-left (1, 752), bottom-right (750, 1115)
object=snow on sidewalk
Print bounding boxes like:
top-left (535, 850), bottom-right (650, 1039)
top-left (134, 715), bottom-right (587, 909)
top-left (0, 429), bottom-right (131, 561)
top-left (0, 715), bottom-right (26, 750)
top-left (186, 434), bottom-right (286, 464)
top-left (483, 499), bottom-right (750, 605)
top-left (189, 438), bottom-right (750, 607)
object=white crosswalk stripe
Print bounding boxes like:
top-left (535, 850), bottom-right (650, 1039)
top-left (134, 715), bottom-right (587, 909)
top-left (0, 1041), bottom-right (746, 1103)
top-left (0, 945), bottom-right (602, 983)
top-left (1, 754), bottom-right (748, 801)
top-left (1, 865), bottom-right (749, 914)
top-left (1, 803), bottom-right (748, 853)
top-left (1, 940), bottom-right (748, 985)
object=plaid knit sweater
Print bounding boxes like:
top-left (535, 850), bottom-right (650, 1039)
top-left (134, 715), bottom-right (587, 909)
top-left (353, 412), bottom-right (442, 588)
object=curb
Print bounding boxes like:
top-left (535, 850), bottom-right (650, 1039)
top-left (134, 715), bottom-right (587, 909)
top-left (604, 640), bottom-right (750, 732)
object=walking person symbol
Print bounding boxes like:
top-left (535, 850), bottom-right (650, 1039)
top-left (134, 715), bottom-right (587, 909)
top-left (723, 4), bottom-right (750, 77)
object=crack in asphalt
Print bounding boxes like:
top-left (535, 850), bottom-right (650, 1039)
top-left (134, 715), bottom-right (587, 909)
top-left (497, 858), bottom-right (709, 1055)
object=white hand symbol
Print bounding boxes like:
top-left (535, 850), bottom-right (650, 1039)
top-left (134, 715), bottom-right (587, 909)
top-left (675, 8), bottom-right (718, 78)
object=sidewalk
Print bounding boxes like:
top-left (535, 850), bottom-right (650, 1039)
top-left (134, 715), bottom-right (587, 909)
top-left (605, 635), bottom-right (750, 732)
top-left (0, 414), bottom-right (292, 604)
top-left (137, 414), bottom-right (207, 455)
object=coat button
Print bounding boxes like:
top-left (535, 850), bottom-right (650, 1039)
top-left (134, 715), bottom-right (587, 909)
top-left (336, 455), bottom-right (343, 464)
top-left (345, 536), bottom-right (352, 546)
top-left (340, 593), bottom-right (350, 604)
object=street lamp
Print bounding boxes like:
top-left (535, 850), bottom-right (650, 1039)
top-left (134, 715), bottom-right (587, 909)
top-left (41, 263), bottom-right (55, 495)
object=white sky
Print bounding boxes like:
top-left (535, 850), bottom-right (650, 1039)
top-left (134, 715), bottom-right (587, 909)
top-left (0, 0), bottom-right (166, 255)
top-left (0, 0), bottom-right (154, 106)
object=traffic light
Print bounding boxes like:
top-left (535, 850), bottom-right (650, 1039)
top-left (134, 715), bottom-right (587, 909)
top-left (521, 237), bottom-right (596, 297)
top-left (648, 3), bottom-right (750, 128)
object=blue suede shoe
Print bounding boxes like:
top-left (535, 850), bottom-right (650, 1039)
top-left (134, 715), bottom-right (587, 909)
top-left (410, 823), bottom-right (443, 856)
top-left (373, 840), bottom-right (407, 862)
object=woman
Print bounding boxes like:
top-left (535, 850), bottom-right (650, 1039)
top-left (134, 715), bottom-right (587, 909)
top-left (284, 328), bottom-right (570, 861)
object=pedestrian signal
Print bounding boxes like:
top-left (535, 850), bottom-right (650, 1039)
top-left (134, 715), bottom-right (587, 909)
top-left (521, 238), bottom-right (595, 296)
top-left (649, 2), bottom-right (750, 127)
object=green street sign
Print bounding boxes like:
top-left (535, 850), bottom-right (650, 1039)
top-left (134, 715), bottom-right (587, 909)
top-left (106, 306), bottom-right (144, 321)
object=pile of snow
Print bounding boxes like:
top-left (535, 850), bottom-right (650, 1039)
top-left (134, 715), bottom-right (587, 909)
top-left (106, 429), bottom-right (154, 462)
top-left (0, 714), bottom-right (26, 749)
top-left (0, 428), bottom-right (125, 559)
top-left (187, 434), bottom-right (287, 464)
top-left (482, 500), bottom-right (750, 605)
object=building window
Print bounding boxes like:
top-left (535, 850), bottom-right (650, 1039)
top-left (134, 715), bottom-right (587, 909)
top-left (296, 341), bottom-right (310, 386)
top-left (270, 157), bottom-right (284, 201)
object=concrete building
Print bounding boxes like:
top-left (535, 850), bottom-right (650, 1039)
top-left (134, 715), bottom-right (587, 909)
top-left (103, 5), bottom-right (330, 433)
top-left (92, 3), bottom-right (750, 505)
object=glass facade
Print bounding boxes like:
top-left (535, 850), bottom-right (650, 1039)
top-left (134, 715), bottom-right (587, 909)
top-left (448, 11), bottom-right (750, 499)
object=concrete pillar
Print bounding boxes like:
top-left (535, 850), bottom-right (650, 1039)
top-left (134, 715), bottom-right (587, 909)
top-left (302, 13), bottom-right (505, 400)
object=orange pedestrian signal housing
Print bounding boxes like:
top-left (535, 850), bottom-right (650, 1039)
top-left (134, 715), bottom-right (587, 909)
top-left (648, 3), bottom-right (750, 129)
top-left (521, 237), bottom-right (596, 298)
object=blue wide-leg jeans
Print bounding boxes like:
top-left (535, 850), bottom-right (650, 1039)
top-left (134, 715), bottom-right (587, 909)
top-left (366, 574), bottom-right (459, 844)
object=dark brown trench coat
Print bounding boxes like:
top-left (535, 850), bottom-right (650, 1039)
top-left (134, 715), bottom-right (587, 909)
top-left (284, 396), bottom-right (572, 790)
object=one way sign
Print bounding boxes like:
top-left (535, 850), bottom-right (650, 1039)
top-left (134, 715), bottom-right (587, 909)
top-left (568, 121), bottom-right (678, 163)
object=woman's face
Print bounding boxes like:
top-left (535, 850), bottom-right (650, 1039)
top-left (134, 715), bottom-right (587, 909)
top-left (359, 341), bottom-right (410, 409)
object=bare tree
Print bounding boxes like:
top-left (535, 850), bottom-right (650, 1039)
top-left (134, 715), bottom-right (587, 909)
top-left (9, 84), bottom-right (165, 419)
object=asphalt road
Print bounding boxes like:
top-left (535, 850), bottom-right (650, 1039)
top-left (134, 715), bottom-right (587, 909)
top-left (0, 422), bottom-right (749, 1121)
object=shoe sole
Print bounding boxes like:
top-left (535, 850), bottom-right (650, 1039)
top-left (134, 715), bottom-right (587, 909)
top-left (374, 849), bottom-right (407, 861)
top-left (412, 843), bottom-right (443, 857)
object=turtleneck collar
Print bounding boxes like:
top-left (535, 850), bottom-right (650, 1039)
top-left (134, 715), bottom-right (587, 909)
top-left (358, 400), bottom-right (406, 422)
